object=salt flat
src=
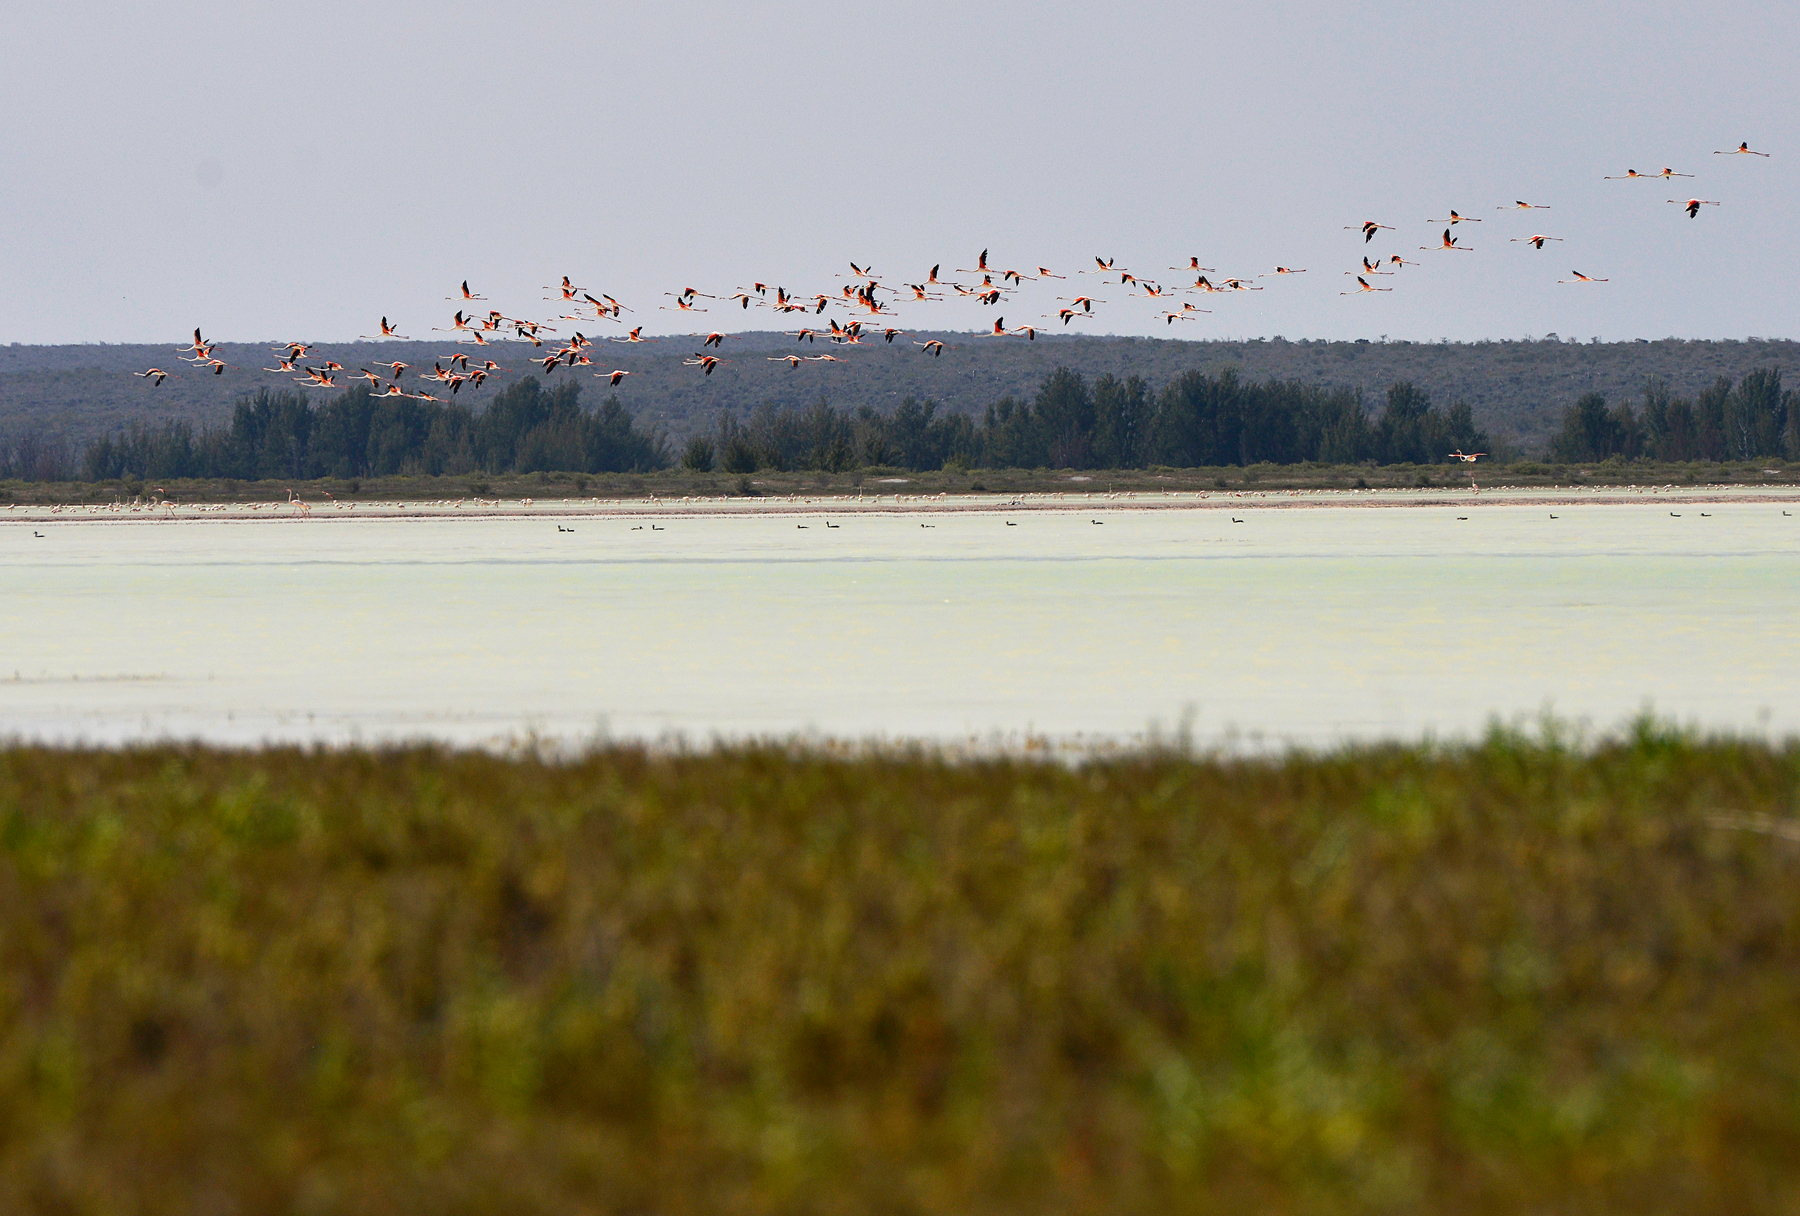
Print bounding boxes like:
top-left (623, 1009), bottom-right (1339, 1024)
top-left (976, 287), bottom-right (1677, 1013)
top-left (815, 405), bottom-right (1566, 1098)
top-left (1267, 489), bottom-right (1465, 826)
top-left (4, 490), bottom-right (1797, 749)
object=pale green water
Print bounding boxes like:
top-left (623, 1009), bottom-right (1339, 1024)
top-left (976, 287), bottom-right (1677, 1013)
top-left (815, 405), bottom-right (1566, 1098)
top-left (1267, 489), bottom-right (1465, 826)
top-left (3, 498), bottom-right (1796, 749)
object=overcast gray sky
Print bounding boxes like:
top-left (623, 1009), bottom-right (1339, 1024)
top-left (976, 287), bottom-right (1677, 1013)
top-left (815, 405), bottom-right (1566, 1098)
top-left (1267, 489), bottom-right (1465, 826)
top-left (3, 1), bottom-right (1793, 346)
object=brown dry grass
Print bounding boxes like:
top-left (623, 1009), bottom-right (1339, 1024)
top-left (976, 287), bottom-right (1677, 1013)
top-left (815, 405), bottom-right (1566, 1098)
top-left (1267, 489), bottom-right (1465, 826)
top-left (1, 725), bottom-right (1797, 1213)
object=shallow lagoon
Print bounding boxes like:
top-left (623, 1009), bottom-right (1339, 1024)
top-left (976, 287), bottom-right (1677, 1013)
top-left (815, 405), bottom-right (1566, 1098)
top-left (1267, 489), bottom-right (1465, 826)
top-left (4, 491), bottom-right (1797, 749)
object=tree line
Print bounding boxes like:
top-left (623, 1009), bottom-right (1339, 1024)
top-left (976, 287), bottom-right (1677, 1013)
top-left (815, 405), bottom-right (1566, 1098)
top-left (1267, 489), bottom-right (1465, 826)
top-left (11, 363), bottom-right (1794, 485)
top-left (1550, 369), bottom-right (1797, 463)
top-left (76, 378), bottom-right (667, 483)
top-left (683, 368), bottom-right (1489, 473)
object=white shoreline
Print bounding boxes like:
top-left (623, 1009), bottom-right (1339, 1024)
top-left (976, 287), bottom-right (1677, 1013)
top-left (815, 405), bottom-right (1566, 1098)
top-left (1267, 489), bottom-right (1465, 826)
top-left (7, 483), bottom-right (1800, 524)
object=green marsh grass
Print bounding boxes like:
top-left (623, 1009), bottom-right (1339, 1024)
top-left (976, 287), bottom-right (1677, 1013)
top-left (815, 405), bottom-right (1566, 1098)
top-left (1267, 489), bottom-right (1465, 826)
top-left (1, 724), bottom-right (1798, 1213)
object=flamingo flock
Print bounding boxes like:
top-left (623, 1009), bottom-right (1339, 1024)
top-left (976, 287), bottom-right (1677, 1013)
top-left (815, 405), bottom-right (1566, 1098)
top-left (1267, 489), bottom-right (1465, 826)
top-left (136, 138), bottom-right (1770, 389)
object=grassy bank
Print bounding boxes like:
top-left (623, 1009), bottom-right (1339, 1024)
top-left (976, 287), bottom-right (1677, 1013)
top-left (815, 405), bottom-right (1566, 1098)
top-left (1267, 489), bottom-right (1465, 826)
top-left (3, 458), bottom-right (1799, 507)
top-left (2, 728), bottom-right (1799, 1213)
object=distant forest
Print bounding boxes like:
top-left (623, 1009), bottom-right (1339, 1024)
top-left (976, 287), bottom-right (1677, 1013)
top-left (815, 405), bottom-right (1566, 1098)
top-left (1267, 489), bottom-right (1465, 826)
top-left (687, 370), bottom-right (1484, 474)
top-left (2, 369), bottom-right (1492, 482)
top-left (5, 335), bottom-right (1800, 458)
top-left (1549, 370), bottom-right (1796, 463)
top-left (1, 364), bottom-right (1793, 483)
top-left (76, 380), bottom-right (664, 483)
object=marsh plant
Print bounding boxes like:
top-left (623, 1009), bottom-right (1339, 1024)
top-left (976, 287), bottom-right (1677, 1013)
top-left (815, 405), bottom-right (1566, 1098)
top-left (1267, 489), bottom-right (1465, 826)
top-left (0, 722), bottom-right (1796, 1213)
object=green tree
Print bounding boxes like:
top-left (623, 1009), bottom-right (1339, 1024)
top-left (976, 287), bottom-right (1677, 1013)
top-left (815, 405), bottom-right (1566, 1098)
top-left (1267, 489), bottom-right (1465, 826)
top-left (1551, 392), bottom-right (1630, 461)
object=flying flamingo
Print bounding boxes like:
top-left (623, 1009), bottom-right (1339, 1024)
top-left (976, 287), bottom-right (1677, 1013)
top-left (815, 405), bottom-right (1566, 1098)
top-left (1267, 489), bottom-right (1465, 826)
top-left (1510, 234), bottom-right (1562, 249)
top-left (594, 370), bottom-right (631, 385)
top-left (1602, 170), bottom-right (1652, 180)
top-left (1714, 142), bottom-right (1769, 156)
top-left (447, 280), bottom-right (486, 301)
top-left (132, 368), bottom-right (171, 385)
top-left (360, 317), bottom-right (409, 339)
top-left (1171, 257), bottom-right (1218, 272)
top-left (1448, 450), bottom-right (1487, 462)
top-left (1259, 267), bottom-right (1307, 276)
top-left (683, 353), bottom-right (724, 375)
top-left (1499, 200), bottom-right (1551, 210)
top-left (1559, 270), bottom-right (1608, 283)
top-left (1669, 197), bottom-right (1720, 217)
top-left (1341, 276), bottom-right (1392, 294)
top-left (1653, 167), bottom-right (1694, 179)
top-left (1429, 210), bottom-right (1482, 224)
top-left (916, 340), bottom-right (945, 356)
top-left (1422, 228), bottom-right (1473, 251)
top-left (1346, 221), bottom-right (1394, 243)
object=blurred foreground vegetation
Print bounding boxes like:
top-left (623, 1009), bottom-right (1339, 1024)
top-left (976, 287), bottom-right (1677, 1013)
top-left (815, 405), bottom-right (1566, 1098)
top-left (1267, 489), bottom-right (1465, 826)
top-left (2, 726), bottom-right (1799, 1213)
